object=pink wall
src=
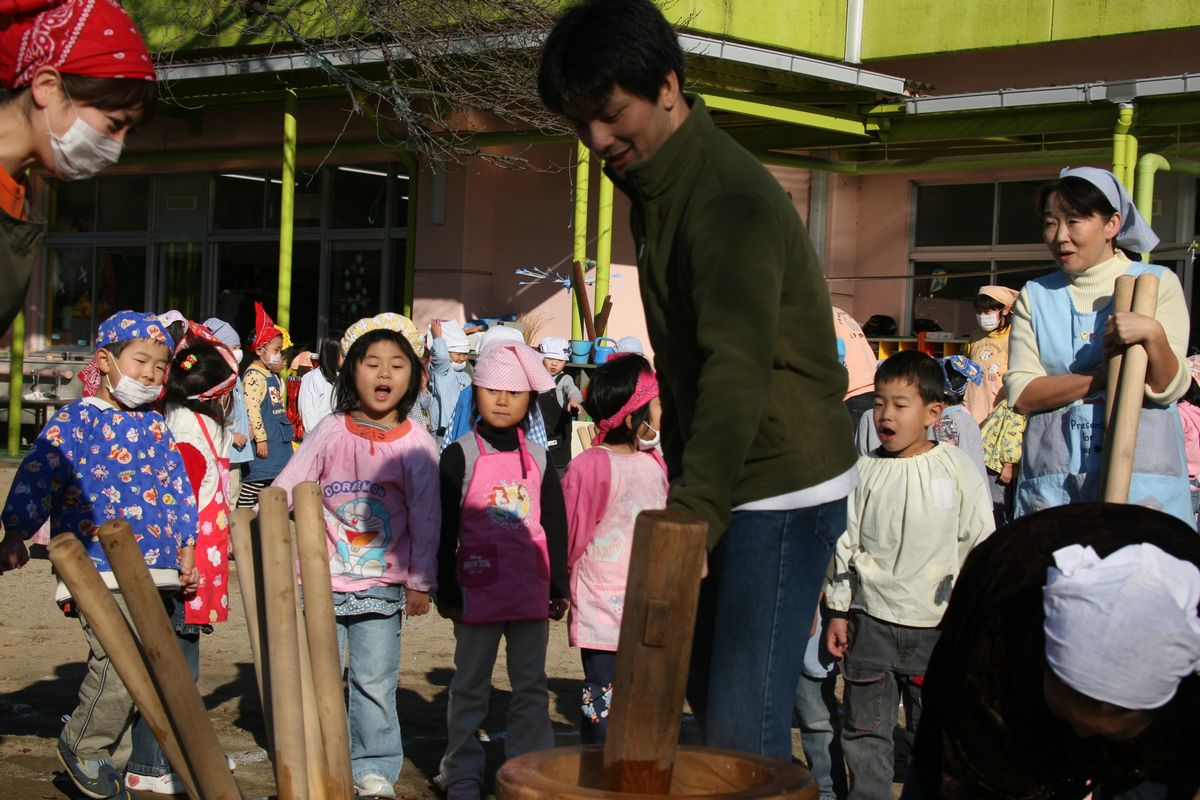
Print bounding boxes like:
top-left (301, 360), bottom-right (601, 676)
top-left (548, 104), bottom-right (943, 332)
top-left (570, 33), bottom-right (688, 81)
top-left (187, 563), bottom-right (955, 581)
top-left (410, 149), bottom-right (819, 358)
top-left (821, 163), bottom-right (1091, 330)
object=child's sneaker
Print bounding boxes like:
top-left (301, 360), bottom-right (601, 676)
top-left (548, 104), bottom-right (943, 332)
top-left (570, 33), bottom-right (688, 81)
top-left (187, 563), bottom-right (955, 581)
top-left (124, 770), bottom-right (185, 795)
top-left (55, 736), bottom-right (122, 799)
top-left (354, 773), bottom-right (397, 799)
top-left (445, 778), bottom-right (482, 800)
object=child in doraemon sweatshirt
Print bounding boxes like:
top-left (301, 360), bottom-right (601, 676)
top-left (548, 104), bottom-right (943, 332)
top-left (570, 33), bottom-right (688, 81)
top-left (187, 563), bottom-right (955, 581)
top-left (270, 315), bottom-right (440, 797)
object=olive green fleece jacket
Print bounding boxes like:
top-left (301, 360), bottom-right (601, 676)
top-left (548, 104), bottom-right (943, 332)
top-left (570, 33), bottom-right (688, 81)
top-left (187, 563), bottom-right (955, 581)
top-left (605, 95), bottom-right (857, 547)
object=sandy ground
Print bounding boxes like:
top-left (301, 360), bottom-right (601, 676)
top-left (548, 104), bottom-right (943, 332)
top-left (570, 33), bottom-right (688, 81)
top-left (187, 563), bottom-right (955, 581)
top-left (0, 462), bottom-right (895, 800)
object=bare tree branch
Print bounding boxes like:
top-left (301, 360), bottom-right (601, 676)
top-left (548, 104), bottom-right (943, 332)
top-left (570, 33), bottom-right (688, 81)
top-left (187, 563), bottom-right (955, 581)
top-left (154, 0), bottom-right (573, 168)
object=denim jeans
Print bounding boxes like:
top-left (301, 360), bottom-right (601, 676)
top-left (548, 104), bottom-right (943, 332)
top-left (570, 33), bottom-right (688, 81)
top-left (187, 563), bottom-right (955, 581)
top-left (687, 499), bottom-right (846, 761)
top-left (127, 597), bottom-right (200, 777)
top-left (795, 672), bottom-right (847, 800)
top-left (841, 612), bottom-right (939, 800)
top-left (336, 610), bottom-right (404, 784)
top-left (579, 649), bottom-right (616, 744)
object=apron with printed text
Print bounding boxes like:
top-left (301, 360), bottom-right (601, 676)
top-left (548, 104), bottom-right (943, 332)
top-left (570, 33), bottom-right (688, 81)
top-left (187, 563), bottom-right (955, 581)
top-left (1016, 262), bottom-right (1191, 524)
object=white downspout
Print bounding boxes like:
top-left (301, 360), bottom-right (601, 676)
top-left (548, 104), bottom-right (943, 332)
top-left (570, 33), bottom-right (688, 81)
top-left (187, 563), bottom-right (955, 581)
top-left (844, 0), bottom-right (865, 64)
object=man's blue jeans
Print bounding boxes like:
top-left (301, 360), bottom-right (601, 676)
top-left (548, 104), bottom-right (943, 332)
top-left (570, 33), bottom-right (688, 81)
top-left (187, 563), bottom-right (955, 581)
top-left (336, 610), bottom-right (404, 784)
top-left (687, 499), bottom-right (846, 761)
top-left (127, 598), bottom-right (200, 778)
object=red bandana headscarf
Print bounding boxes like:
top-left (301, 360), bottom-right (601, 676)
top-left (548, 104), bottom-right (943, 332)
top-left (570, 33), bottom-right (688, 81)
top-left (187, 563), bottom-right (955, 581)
top-left (0, 0), bottom-right (156, 89)
top-left (251, 302), bottom-right (282, 351)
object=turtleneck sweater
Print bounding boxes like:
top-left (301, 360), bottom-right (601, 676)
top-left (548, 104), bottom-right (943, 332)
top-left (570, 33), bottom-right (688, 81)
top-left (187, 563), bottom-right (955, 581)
top-left (1005, 251), bottom-right (1190, 407)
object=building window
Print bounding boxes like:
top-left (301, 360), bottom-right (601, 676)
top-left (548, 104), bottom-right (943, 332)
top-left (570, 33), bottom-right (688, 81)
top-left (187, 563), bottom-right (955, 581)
top-left (43, 162), bottom-right (411, 349)
top-left (909, 180), bottom-right (1055, 336)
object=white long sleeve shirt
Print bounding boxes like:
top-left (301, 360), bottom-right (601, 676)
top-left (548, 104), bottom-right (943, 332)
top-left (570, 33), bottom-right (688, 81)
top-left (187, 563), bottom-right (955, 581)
top-left (826, 443), bottom-right (995, 628)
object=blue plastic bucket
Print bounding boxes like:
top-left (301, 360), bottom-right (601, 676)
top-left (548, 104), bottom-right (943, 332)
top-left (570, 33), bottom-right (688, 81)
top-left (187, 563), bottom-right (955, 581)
top-left (592, 337), bottom-right (617, 364)
top-left (569, 339), bottom-right (592, 364)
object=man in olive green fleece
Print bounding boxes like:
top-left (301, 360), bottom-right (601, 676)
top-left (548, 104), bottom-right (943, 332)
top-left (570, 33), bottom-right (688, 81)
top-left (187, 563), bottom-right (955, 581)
top-left (539, 0), bottom-right (859, 762)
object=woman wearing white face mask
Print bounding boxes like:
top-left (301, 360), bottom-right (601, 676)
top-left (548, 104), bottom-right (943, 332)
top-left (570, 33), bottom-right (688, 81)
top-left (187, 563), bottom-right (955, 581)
top-left (0, 0), bottom-right (157, 337)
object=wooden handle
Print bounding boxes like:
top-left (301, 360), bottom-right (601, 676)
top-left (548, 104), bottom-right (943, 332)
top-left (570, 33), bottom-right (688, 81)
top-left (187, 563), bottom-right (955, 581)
top-left (258, 487), bottom-right (310, 800)
top-left (1102, 272), bottom-right (1159, 504)
top-left (97, 520), bottom-right (242, 799)
top-left (230, 508), bottom-right (274, 753)
top-left (294, 482), bottom-right (356, 800)
top-left (296, 585), bottom-right (331, 794)
top-left (49, 535), bottom-right (200, 800)
top-left (573, 261), bottom-right (597, 341)
top-left (603, 510), bottom-right (708, 794)
top-left (1103, 275), bottom-right (1136, 430)
top-left (594, 296), bottom-right (614, 338)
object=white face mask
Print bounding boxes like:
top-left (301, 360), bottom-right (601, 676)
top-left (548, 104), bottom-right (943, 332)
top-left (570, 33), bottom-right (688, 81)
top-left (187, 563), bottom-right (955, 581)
top-left (976, 312), bottom-right (1001, 332)
top-left (46, 107), bottom-right (123, 181)
top-left (451, 360), bottom-right (468, 372)
top-left (637, 423), bottom-right (661, 451)
top-left (231, 349), bottom-right (243, 364)
top-left (106, 361), bottom-right (162, 409)
top-left (263, 351), bottom-right (283, 368)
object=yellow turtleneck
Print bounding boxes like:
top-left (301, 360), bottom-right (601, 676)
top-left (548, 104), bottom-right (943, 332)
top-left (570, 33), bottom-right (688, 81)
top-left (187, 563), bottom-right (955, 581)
top-left (1004, 251), bottom-right (1190, 407)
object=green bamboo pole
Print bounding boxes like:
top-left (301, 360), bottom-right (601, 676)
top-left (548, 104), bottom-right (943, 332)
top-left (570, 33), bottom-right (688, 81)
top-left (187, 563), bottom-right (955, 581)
top-left (571, 142), bottom-right (590, 342)
top-left (595, 171), bottom-right (614, 336)
top-left (276, 88), bottom-right (298, 333)
top-left (7, 312), bottom-right (24, 456)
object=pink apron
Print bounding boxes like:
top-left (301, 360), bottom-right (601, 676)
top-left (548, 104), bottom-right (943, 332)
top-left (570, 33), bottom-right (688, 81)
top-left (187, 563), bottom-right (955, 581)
top-left (457, 429), bottom-right (550, 624)
top-left (569, 452), bottom-right (668, 650)
top-left (186, 412), bottom-right (231, 625)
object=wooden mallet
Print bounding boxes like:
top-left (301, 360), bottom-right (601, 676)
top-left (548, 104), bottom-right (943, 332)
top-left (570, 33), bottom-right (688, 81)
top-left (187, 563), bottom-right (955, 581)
top-left (229, 508), bottom-right (274, 752)
top-left (48, 535), bottom-right (200, 800)
top-left (1102, 271), bottom-right (1160, 503)
top-left (294, 482), bottom-right (356, 800)
top-left (602, 510), bottom-right (708, 793)
top-left (257, 487), bottom-right (311, 800)
top-left (97, 519), bottom-right (242, 799)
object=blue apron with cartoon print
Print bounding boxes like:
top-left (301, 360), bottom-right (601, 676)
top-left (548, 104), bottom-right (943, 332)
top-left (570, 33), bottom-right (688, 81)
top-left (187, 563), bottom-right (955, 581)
top-left (1015, 262), bottom-right (1192, 524)
top-left (244, 368), bottom-right (294, 483)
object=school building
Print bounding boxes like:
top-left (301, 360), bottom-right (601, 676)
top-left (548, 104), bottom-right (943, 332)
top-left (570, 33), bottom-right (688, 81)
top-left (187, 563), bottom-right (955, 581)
top-left (3, 0), bottom-right (1199, 446)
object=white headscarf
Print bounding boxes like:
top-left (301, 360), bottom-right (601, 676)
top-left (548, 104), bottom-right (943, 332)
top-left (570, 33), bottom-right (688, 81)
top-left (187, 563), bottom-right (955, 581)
top-left (1058, 167), bottom-right (1160, 253)
top-left (1043, 542), bottom-right (1200, 709)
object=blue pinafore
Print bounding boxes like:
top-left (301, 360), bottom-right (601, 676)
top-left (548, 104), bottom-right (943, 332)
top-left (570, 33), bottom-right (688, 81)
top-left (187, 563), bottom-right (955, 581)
top-left (1015, 262), bottom-right (1192, 524)
top-left (243, 366), bottom-right (294, 483)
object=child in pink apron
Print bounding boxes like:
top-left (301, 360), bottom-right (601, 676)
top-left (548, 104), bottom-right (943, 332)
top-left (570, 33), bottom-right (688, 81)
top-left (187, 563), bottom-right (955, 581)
top-left (434, 341), bottom-right (570, 800)
top-left (126, 327), bottom-right (240, 794)
top-left (562, 354), bottom-right (668, 743)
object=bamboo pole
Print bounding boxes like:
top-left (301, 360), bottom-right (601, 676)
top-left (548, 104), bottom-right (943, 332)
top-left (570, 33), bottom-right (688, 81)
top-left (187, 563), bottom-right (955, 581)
top-left (48, 535), bottom-right (200, 800)
top-left (1103, 275), bottom-right (1135, 430)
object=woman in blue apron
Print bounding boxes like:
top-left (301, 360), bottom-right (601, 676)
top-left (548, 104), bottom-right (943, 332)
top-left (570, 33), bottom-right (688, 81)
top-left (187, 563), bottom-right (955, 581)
top-left (1005, 167), bottom-right (1192, 525)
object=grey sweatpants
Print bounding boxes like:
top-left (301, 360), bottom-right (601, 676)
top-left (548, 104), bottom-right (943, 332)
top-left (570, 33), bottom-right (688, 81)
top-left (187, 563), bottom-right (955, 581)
top-left (437, 620), bottom-right (554, 785)
top-left (60, 593), bottom-right (137, 765)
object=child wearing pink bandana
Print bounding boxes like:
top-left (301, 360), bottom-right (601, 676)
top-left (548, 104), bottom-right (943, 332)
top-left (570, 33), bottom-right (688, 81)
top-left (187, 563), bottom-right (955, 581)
top-left (434, 340), bottom-right (569, 800)
top-left (561, 353), bottom-right (668, 743)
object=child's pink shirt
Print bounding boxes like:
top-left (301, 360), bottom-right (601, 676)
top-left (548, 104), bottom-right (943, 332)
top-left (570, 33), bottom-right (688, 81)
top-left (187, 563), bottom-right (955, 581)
top-left (1179, 401), bottom-right (1200, 480)
top-left (271, 413), bottom-right (441, 593)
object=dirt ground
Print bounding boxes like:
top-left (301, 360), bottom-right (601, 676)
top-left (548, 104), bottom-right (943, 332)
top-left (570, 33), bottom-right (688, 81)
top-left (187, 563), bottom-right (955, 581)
top-left (0, 462), bottom-right (878, 800)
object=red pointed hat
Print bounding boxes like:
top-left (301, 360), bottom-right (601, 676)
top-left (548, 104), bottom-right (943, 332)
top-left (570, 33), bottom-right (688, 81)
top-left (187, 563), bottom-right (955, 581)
top-left (0, 0), bottom-right (156, 90)
top-left (251, 302), bottom-right (282, 350)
